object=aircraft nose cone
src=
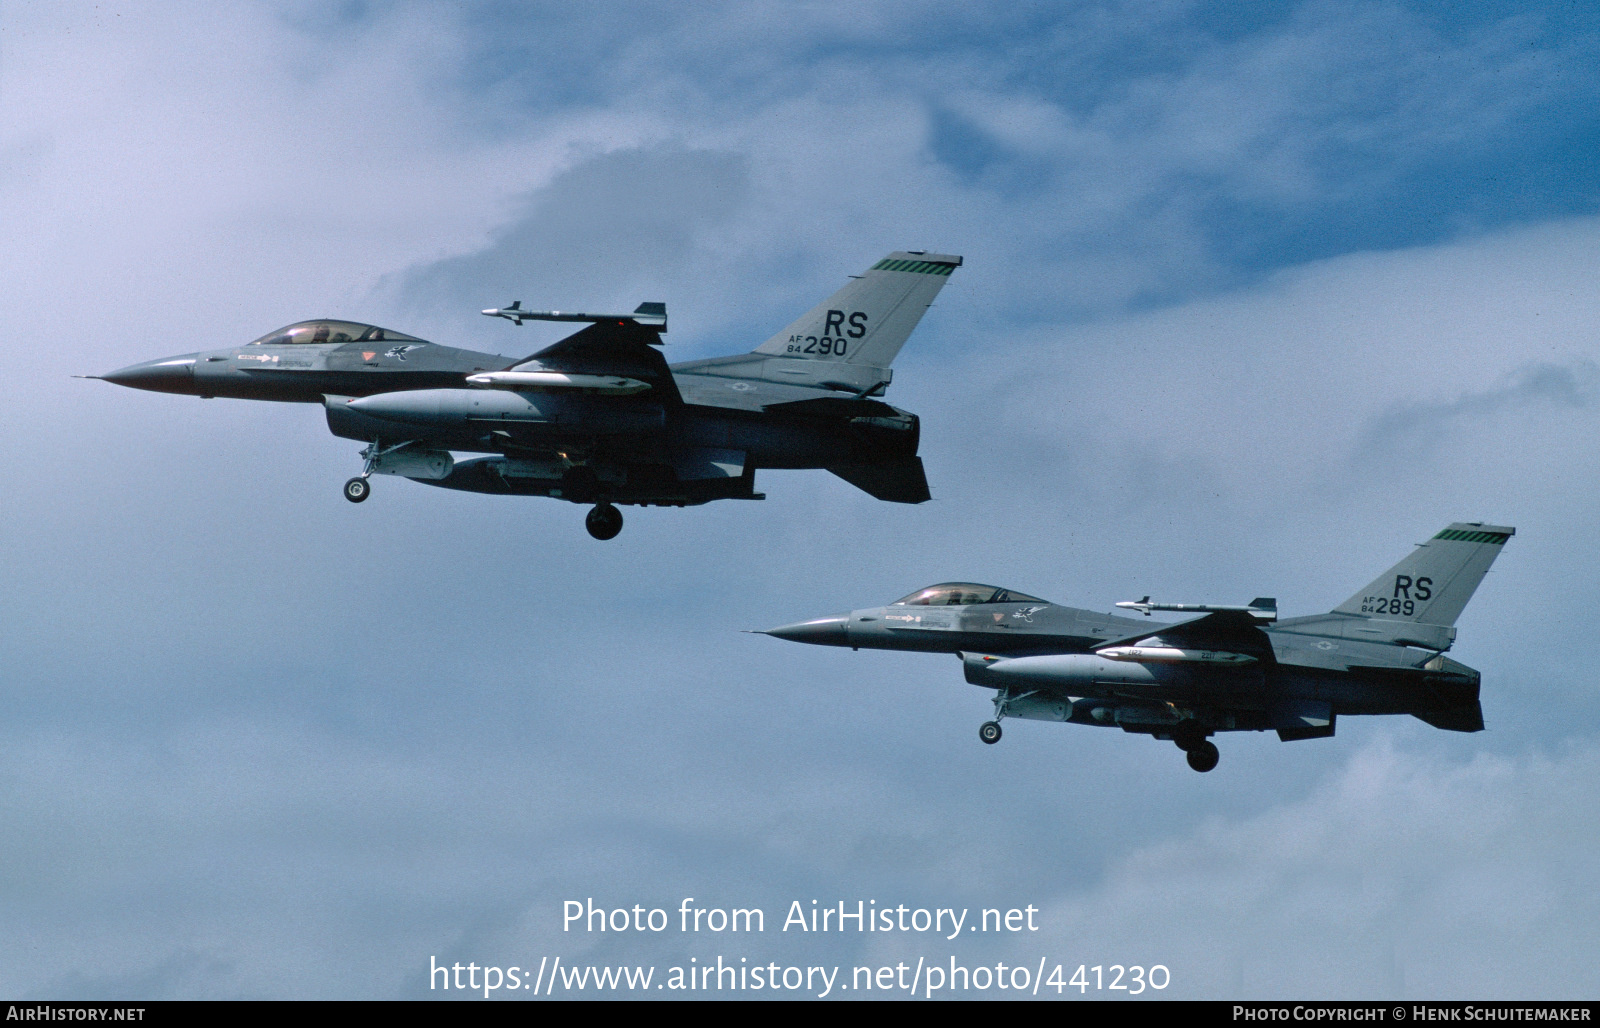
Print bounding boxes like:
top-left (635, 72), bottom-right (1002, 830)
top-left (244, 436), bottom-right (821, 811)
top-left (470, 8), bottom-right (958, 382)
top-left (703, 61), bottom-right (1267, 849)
top-left (99, 358), bottom-right (196, 394)
top-left (763, 614), bottom-right (851, 647)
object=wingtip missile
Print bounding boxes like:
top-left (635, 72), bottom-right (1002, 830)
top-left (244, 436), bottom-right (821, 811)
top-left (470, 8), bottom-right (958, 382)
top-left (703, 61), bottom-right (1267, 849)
top-left (479, 301), bottom-right (667, 331)
top-left (1115, 598), bottom-right (1278, 622)
top-left (482, 301), bottom-right (529, 324)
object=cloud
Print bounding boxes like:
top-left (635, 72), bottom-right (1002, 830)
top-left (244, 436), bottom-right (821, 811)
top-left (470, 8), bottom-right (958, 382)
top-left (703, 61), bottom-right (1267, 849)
top-left (1357, 360), bottom-right (1600, 459)
top-left (1, 0), bottom-right (1598, 1001)
top-left (387, 145), bottom-right (751, 335)
top-left (1004, 738), bottom-right (1600, 998)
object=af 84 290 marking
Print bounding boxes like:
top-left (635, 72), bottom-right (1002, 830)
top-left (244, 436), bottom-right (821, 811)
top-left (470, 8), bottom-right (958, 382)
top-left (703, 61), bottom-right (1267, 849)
top-left (783, 308), bottom-right (870, 356)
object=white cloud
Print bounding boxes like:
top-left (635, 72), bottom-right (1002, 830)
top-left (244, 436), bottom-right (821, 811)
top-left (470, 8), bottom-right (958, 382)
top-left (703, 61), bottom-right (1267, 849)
top-left (0, 0), bottom-right (1596, 1001)
top-left (1008, 737), bottom-right (1600, 998)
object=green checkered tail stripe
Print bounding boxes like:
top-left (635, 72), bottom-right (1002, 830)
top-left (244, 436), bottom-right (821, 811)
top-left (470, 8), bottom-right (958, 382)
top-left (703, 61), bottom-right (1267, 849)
top-left (870, 259), bottom-right (955, 275)
top-left (1433, 529), bottom-right (1511, 545)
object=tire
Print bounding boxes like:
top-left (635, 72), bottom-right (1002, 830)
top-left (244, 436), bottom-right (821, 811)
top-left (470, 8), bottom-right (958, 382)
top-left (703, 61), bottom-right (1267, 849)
top-left (585, 503), bottom-right (623, 540)
top-left (343, 477), bottom-right (370, 503)
top-left (979, 721), bottom-right (1003, 745)
top-left (1186, 741), bottom-right (1219, 773)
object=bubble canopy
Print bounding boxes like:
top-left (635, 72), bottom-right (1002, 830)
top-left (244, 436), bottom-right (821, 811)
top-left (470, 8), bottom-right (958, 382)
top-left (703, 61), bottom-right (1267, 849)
top-left (891, 583), bottom-right (1047, 606)
top-left (247, 321), bottom-right (424, 346)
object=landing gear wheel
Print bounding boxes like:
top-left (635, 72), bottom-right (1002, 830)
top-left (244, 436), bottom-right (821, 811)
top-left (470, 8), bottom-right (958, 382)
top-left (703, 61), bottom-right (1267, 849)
top-left (1186, 740), bottom-right (1219, 773)
top-left (343, 477), bottom-right (370, 503)
top-left (585, 503), bottom-right (623, 541)
top-left (979, 721), bottom-right (1003, 745)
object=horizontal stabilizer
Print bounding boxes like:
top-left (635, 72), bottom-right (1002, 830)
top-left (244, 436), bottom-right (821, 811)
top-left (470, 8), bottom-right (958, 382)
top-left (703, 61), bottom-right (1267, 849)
top-left (1413, 704), bottom-right (1484, 733)
top-left (827, 457), bottom-right (930, 504)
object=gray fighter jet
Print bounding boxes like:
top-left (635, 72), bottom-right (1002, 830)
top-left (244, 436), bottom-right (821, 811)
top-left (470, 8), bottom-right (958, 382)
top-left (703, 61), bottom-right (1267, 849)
top-left (763, 523), bottom-right (1513, 771)
top-left (92, 252), bottom-right (960, 538)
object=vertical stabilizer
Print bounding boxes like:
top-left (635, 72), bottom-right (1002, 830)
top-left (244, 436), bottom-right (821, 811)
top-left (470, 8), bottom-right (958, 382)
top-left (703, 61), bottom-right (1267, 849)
top-left (1333, 523), bottom-right (1514, 627)
top-left (753, 252), bottom-right (961, 369)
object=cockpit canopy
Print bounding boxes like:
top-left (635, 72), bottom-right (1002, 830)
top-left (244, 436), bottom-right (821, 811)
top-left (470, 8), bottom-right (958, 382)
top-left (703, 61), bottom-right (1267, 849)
top-left (891, 582), bottom-right (1047, 606)
top-left (248, 320), bottom-right (425, 346)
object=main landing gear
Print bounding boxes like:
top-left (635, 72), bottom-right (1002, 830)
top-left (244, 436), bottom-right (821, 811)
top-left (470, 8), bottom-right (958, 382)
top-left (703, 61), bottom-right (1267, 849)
top-left (343, 477), bottom-right (370, 503)
top-left (585, 503), bottom-right (624, 541)
top-left (1173, 719), bottom-right (1219, 773)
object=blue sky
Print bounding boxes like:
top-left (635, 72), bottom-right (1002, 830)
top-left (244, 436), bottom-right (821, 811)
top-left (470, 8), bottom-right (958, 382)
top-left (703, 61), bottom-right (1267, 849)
top-left (1, 0), bottom-right (1598, 999)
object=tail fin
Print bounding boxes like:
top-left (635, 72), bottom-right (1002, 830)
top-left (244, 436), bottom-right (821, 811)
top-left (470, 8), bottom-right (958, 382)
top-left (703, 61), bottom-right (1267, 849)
top-left (1334, 523), bottom-right (1514, 627)
top-left (752, 251), bottom-right (961, 369)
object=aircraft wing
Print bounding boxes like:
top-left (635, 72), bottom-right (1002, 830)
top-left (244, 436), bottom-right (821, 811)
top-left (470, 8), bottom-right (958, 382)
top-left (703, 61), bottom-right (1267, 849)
top-left (511, 320), bottom-right (682, 402)
top-left (1095, 609), bottom-right (1277, 662)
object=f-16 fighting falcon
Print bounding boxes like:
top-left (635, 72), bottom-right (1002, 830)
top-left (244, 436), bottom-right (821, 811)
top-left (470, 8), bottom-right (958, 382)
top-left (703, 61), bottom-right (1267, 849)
top-left (763, 524), bottom-right (1513, 772)
top-left (91, 252), bottom-right (961, 538)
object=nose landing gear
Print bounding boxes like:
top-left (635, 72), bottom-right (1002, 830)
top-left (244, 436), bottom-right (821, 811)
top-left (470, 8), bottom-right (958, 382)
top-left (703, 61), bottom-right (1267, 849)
top-left (585, 503), bottom-right (624, 540)
top-left (979, 689), bottom-right (1014, 745)
top-left (345, 440), bottom-right (413, 504)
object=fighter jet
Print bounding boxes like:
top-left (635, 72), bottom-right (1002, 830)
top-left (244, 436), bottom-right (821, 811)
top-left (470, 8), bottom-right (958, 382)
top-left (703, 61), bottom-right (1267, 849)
top-left (91, 252), bottom-right (961, 538)
top-left (762, 523), bottom-right (1513, 772)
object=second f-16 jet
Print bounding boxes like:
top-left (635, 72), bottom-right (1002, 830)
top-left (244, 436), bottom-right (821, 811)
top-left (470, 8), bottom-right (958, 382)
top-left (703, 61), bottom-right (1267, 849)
top-left (92, 252), bottom-right (961, 538)
top-left (762, 524), bottom-right (1513, 771)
